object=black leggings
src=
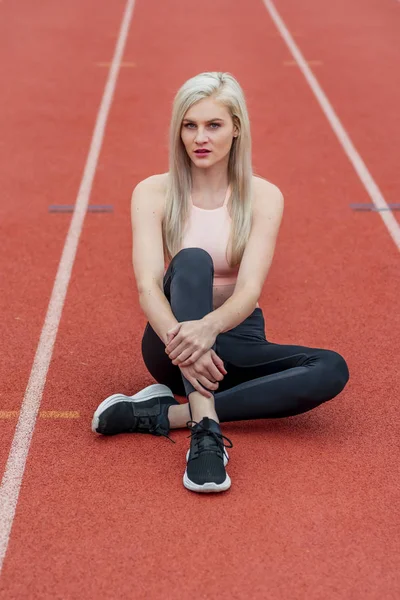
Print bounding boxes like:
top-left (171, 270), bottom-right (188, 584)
top-left (141, 248), bottom-right (350, 422)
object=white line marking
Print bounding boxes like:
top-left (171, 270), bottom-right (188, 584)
top-left (263, 0), bottom-right (400, 251)
top-left (0, 0), bottom-right (136, 573)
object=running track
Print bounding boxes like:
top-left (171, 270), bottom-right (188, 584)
top-left (0, 0), bottom-right (399, 597)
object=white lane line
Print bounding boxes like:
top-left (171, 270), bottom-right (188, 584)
top-left (0, 0), bottom-right (136, 573)
top-left (262, 0), bottom-right (400, 251)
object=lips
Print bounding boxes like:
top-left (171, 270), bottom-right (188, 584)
top-left (195, 150), bottom-right (211, 154)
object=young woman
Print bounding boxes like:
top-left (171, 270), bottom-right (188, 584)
top-left (92, 72), bottom-right (350, 494)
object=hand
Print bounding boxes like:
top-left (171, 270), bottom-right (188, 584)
top-left (178, 349), bottom-right (227, 399)
top-left (165, 319), bottom-right (218, 367)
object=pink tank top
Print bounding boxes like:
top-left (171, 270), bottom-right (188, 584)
top-left (178, 184), bottom-right (260, 310)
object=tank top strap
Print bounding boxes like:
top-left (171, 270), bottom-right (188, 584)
top-left (189, 183), bottom-right (232, 209)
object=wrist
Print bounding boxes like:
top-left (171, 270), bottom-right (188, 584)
top-left (203, 312), bottom-right (222, 337)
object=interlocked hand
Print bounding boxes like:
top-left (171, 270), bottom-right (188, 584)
top-left (165, 320), bottom-right (218, 366)
top-left (177, 349), bottom-right (227, 398)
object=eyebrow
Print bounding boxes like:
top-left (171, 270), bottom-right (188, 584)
top-left (182, 118), bottom-right (225, 123)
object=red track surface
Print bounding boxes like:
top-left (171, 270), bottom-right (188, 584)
top-left (1, 0), bottom-right (399, 598)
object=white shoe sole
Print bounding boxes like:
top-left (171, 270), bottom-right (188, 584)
top-left (91, 383), bottom-right (174, 433)
top-left (183, 470), bottom-right (231, 493)
top-left (183, 448), bottom-right (231, 493)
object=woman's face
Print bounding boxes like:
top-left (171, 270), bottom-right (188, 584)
top-left (181, 96), bottom-right (238, 168)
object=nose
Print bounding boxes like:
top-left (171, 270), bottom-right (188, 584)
top-left (194, 127), bottom-right (208, 144)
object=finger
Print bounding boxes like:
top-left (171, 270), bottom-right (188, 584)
top-left (188, 376), bottom-right (213, 399)
top-left (200, 357), bottom-right (223, 382)
top-left (166, 339), bottom-right (180, 355)
top-left (183, 349), bottom-right (203, 365)
top-left (167, 324), bottom-right (181, 339)
top-left (172, 348), bottom-right (194, 366)
top-left (217, 360), bottom-right (227, 374)
top-left (180, 356), bottom-right (195, 368)
top-left (198, 375), bottom-right (219, 391)
top-left (211, 350), bottom-right (227, 374)
top-left (166, 331), bottom-right (177, 344)
top-left (168, 340), bottom-right (187, 360)
top-left (166, 331), bottom-right (185, 353)
top-left (178, 349), bottom-right (202, 367)
top-left (191, 354), bottom-right (222, 382)
top-left (207, 362), bottom-right (224, 382)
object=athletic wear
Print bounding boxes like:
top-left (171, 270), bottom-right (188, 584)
top-left (142, 248), bottom-right (350, 408)
top-left (92, 383), bottom-right (178, 439)
top-left (183, 417), bottom-right (233, 493)
top-left (164, 184), bottom-right (259, 310)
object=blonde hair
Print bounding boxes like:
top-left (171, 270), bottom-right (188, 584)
top-left (162, 71), bottom-right (253, 268)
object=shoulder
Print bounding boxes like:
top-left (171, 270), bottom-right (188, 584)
top-left (252, 175), bottom-right (284, 202)
top-left (252, 175), bottom-right (284, 215)
top-left (131, 173), bottom-right (169, 216)
top-left (132, 172), bottom-right (169, 196)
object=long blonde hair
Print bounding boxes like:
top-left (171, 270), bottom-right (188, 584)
top-left (162, 71), bottom-right (253, 268)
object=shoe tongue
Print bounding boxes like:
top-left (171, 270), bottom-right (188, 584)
top-left (198, 417), bottom-right (221, 434)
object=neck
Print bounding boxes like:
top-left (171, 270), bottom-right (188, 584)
top-left (190, 158), bottom-right (230, 196)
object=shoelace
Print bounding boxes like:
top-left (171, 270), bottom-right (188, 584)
top-left (186, 420), bottom-right (233, 457)
top-left (133, 415), bottom-right (176, 443)
top-left (151, 422), bottom-right (175, 444)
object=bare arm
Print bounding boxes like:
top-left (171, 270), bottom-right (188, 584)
top-left (203, 180), bottom-right (284, 335)
top-left (131, 177), bottom-right (178, 346)
top-left (139, 286), bottom-right (179, 346)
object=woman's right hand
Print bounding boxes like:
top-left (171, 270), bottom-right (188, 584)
top-left (178, 349), bottom-right (227, 398)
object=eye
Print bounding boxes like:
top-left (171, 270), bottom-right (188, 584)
top-left (183, 123), bottom-right (221, 129)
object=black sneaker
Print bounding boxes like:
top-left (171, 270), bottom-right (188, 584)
top-left (183, 417), bottom-right (233, 493)
top-left (91, 383), bottom-right (179, 440)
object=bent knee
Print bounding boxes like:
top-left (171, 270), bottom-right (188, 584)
top-left (331, 351), bottom-right (350, 387)
top-left (320, 350), bottom-right (350, 398)
top-left (174, 247), bottom-right (213, 269)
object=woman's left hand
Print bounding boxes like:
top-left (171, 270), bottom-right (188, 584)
top-left (165, 319), bottom-right (217, 367)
